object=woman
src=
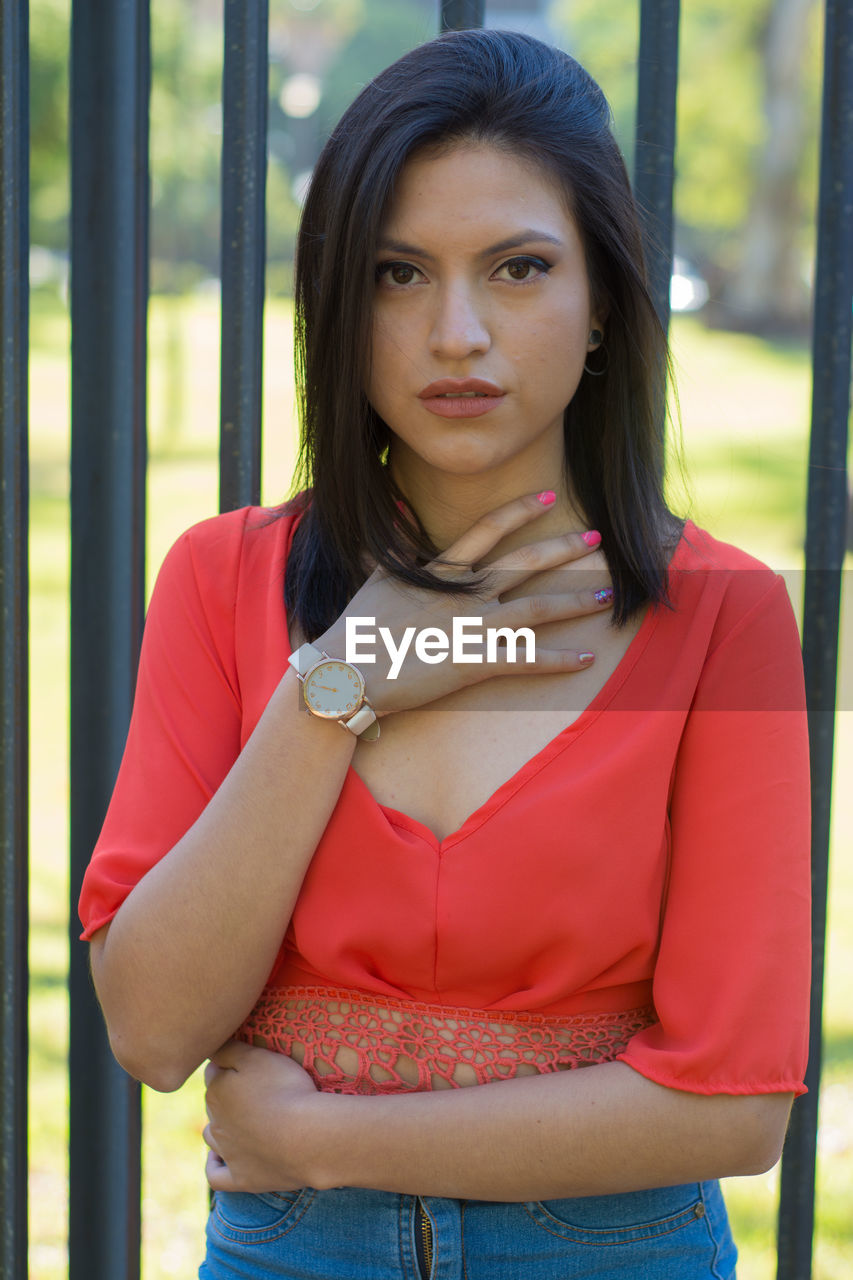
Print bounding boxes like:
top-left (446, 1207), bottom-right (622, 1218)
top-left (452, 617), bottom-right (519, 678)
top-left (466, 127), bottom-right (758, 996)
top-left (79, 29), bottom-right (811, 1279)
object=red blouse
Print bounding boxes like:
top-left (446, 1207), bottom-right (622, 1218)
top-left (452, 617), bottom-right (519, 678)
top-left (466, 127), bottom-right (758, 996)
top-left (79, 507), bottom-right (811, 1097)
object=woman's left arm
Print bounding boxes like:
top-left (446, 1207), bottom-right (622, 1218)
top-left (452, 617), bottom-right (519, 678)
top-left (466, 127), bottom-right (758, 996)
top-left (205, 567), bottom-right (809, 1200)
top-left (203, 1039), bottom-right (792, 1199)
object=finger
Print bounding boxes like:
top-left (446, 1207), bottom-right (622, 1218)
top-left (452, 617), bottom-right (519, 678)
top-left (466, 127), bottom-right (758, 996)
top-left (205, 1146), bottom-right (232, 1191)
top-left (480, 532), bottom-right (608, 588)
top-left (204, 1076), bottom-right (219, 1122)
top-left (210, 1038), bottom-right (251, 1070)
top-left (434, 492), bottom-right (571, 570)
top-left (493, 586), bottom-right (614, 630)
top-left (483, 645), bottom-right (596, 675)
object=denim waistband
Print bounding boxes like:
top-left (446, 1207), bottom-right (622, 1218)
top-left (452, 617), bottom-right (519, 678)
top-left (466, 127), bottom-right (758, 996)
top-left (200, 1179), bottom-right (737, 1279)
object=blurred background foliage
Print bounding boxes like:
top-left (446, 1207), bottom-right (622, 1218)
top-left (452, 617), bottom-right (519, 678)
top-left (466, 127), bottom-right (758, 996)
top-left (30, 0), bottom-right (823, 332)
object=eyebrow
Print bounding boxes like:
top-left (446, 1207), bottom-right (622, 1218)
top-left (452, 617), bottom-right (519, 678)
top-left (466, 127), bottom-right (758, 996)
top-left (376, 229), bottom-right (565, 261)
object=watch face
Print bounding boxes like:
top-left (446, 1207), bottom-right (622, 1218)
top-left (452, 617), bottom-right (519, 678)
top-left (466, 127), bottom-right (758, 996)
top-left (303, 660), bottom-right (365, 719)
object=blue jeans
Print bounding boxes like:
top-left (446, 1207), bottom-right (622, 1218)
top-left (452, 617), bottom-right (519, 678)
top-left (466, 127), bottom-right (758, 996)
top-left (199, 1180), bottom-right (737, 1278)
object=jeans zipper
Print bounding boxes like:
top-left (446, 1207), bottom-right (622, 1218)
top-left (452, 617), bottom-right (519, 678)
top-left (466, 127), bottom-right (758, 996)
top-left (415, 1197), bottom-right (433, 1278)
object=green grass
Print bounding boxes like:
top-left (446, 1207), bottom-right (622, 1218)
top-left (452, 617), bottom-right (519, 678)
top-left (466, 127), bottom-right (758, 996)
top-left (28, 294), bottom-right (852, 1278)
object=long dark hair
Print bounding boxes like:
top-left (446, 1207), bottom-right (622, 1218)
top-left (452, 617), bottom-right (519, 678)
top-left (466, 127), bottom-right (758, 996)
top-left (283, 29), bottom-right (681, 637)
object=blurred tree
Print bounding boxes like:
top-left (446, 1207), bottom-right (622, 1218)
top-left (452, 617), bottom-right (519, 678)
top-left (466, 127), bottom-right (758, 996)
top-left (719, 0), bottom-right (820, 333)
top-left (314, 0), bottom-right (435, 142)
top-left (551, 0), bottom-right (822, 334)
top-left (29, 0), bottom-right (435, 290)
top-left (30, 0), bottom-right (69, 255)
top-left (149, 0), bottom-right (224, 290)
top-left (29, 0), bottom-right (304, 289)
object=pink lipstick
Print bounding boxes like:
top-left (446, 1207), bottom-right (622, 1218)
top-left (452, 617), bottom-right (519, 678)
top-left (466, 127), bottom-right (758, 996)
top-left (418, 377), bottom-right (506, 419)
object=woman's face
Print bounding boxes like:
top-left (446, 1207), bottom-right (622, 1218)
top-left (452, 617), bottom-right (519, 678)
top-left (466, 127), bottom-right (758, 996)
top-left (367, 142), bottom-right (605, 492)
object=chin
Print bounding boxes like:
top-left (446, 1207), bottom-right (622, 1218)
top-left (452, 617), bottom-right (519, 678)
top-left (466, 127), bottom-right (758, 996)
top-left (421, 440), bottom-right (521, 473)
top-left (431, 458), bottom-right (512, 481)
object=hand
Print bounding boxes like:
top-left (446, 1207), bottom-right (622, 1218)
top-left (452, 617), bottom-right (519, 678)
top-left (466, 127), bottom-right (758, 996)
top-left (317, 492), bottom-right (611, 716)
top-left (204, 1039), bottom-right (319, 1193)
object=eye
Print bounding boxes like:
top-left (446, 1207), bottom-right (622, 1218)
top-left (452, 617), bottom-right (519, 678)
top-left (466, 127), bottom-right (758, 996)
top-left (493, 256), bottom-right (551, 283)
top-left (376, 261), bottom-right (424, 287)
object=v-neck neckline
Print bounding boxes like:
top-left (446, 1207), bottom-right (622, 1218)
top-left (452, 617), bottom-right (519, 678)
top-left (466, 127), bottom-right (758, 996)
top-left (283, 512), bottom-right (689, 852)
top-left (348, 574), bottom-right (665, 851)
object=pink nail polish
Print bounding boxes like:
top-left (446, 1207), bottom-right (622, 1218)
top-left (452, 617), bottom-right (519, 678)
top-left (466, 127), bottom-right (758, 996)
top-left (581, 530), bottom-right (601, 547)
top-left (537, 490), bottom-right (556, 506)
top-left (579, 652), bottom-right (595, 664)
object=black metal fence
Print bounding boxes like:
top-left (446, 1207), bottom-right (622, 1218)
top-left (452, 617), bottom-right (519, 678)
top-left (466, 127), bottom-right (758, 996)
top-left (0, 4), bottom-right (30, 1280)
top-left (1, 0), bottom-right (851, 1275)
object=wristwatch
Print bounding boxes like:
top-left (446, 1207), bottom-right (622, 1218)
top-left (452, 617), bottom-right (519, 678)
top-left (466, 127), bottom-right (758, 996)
top-left (287, 643), bottom-right (380, 741)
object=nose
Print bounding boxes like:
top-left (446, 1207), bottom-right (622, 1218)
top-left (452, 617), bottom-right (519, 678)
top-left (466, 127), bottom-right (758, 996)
top-left (428, 283), bottom-right (491, 360)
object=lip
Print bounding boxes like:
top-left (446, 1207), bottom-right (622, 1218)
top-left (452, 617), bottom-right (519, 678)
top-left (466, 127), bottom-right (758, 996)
top-left (418, 377), bottom-right (506, 419)
top-left (418, 378), bottom-right (504, 398)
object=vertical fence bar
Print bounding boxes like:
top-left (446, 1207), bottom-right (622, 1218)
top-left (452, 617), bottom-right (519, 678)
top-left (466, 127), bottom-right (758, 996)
top-left (633, 0), bottom-right (681, 334)
top-left (219, 0), bottom-right (268, 512)
top-left (440, 0), bottom-right (485, 32)
top-left (776, 0), bottom-right (852, 1274)
top-left (0, 2), bottom-right (29, 1276)
top-left (68, 1), bottom-right (151, 1276)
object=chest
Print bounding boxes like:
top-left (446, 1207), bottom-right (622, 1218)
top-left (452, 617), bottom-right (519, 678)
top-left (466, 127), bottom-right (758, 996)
top-left (351, 605), bottom-right (645, 842)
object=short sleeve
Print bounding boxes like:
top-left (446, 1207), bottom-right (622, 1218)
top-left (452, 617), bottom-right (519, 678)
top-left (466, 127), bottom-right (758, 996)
top-left (78, 510), bottom-right (252, 940)
top-left (617, 574), bottom-right (811, 1096)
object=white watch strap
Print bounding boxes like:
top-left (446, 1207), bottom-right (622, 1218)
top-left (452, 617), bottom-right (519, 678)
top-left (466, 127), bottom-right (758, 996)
top-left (341, 703), bottom-right (380, 741)
top-left (288, 642), bottom-right (324, 678)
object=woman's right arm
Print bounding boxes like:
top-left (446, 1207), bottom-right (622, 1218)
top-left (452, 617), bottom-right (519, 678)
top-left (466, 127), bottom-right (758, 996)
top-left (89, 669), bottom-right (357, 1093)
top-left (89, 494), bottom-right (607, 1091)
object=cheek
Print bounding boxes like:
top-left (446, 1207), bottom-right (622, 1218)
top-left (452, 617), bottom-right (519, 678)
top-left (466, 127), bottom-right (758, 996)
top-left (367, 323), bottom-right (400, 403)
top-left (552, 302), bottom-right (592, 364)
top-left (370, 311), bottom-right (428, 388)
top-left (369, 315), bottom-right (392, 368)
top-left (553, 294), bottom-right (593, 343)
top-left (513, 323), bottom-right (586, 416)
top-left (514, 311), bottom-right (588, 374)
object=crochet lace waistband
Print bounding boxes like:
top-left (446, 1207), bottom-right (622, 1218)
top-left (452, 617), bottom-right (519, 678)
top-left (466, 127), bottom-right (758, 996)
top-left (236, 985), bottom-right (657, 1095)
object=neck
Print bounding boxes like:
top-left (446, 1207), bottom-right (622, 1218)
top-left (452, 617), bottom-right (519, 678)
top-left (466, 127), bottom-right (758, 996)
top-left (390, 454), bottom-right (587, 557)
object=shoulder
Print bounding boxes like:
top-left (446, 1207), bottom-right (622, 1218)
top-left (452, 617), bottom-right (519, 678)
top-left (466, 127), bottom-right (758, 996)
top-left (665, 522), bottom-right (804, 708)
top-left (147, 503), bottom-right (305, 637)
top-left (670, 520), bottom-right (792, 632)
top-left (673, 520), bottom-right (778, 576)
top-left (158, 503), bottom-right (303, 588)
top-left (170, 502), bottom-right (302, 563)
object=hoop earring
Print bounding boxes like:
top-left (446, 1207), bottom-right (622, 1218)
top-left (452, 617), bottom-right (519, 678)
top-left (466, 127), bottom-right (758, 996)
top-left (584, 344), bottom-right (608, 377)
